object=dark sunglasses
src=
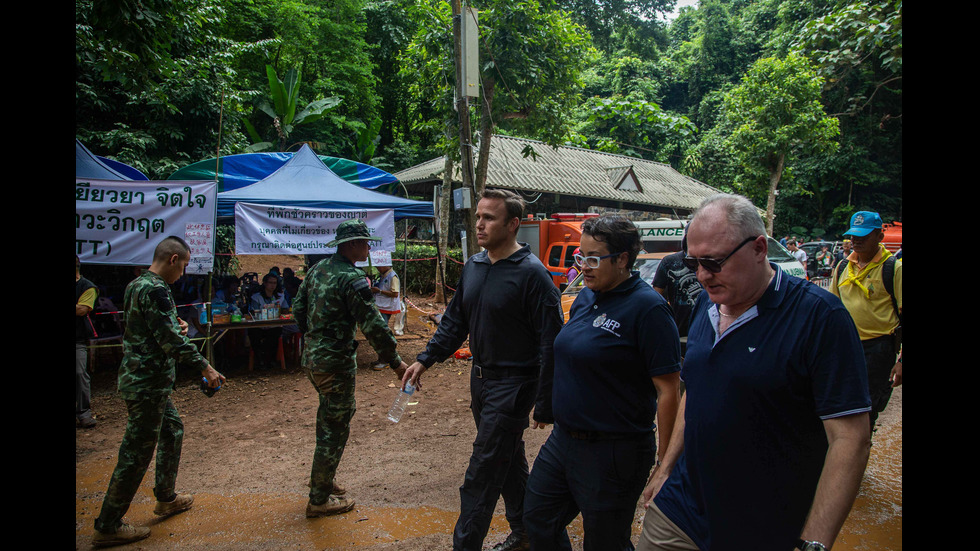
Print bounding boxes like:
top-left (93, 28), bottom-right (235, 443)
top-left (683, 235), bottom-right (760, 273)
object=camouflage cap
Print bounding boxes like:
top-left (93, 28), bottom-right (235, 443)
top-left (327, 219), bottom-right (382, 247)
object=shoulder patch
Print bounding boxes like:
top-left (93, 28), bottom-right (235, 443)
top-left (149, 286), bottom-right (173, 313)
top-left (351, 276), bottom-right (373, 301)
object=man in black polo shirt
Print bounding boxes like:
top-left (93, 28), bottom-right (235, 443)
top-left (402, 189), bottom-right (563, 551)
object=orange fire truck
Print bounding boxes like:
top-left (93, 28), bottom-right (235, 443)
top-left (517, 213), bottom-right (597, 288)
top-left (881, 221), bottom-right (902, 252)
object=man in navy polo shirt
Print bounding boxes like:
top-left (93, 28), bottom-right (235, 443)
top-left (637, 194), bottom-right (871, 551)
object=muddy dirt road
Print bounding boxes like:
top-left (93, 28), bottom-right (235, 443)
top-left (75, 296), bottom-right (901, 550)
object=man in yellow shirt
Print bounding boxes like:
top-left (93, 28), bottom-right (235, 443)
top-left (76, 255), bottom-right (99, 428)
top-left (830, 211), bottom-right (902, 435)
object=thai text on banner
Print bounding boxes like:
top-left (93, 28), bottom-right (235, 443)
top-left (234, 202), bottom-right (395, 255)
top-left (75, 179), bottom-right (218, 266)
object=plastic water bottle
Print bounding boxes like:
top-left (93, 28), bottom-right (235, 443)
top-left (387, 383), bottom-right (415, 423)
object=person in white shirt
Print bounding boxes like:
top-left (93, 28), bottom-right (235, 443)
top-left (788, 241), bottom-right (808, 265)
top-left (370, 260), bottom-right (401, 370)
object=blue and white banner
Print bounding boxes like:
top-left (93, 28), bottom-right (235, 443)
top-left (75, 179), bottom-right (218, 266)
top-left (234, 202), bottom-right (395, 255)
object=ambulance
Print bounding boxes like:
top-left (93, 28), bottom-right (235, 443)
top-left (634, 219), bottom-right (688, 253)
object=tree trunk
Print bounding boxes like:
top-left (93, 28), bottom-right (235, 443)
top-left (765, 153), bottom-right (785, 236)
top-left (435, 157), bottom-right (454, 304)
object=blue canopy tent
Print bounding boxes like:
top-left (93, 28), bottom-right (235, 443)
top-left (170, 150), bottom-right (399, 193)
top-left (216, 144), bottom-right (433, 220)
top-left (76, 139), bottom-right (148, 180)
top-left (98, 157), bottom-right (149, 180)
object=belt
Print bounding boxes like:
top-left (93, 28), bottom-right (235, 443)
top-left (566, 429), bottom-right (645, 442)
top-left (473, 364), bottom-right (535, 380)
top-left (862, 334), bottom-right (897, 348)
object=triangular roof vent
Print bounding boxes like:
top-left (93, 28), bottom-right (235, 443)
top-left (606, 165), bottom-right (641, 192)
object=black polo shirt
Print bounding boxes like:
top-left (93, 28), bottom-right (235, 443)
top-left (417, 244), bottom-right (562, 421)
top-left (553, 273), bottom-right (681, 434)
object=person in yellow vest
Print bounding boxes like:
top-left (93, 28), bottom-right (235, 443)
top-left (830, 211), bottom-right (902, 435)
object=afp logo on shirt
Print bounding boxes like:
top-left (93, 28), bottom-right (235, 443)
top-left (592, 313), bottom-right (622, 337)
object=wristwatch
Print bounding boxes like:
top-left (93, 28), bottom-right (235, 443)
top-left (797, 539), bottom-right (827, 551)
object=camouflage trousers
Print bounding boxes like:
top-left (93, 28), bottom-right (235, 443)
top-left (307, 369), bottom-right (356, 505)
top-left (95, 394), bottom-right (183, 533)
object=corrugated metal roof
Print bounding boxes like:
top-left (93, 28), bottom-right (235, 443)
top-left (394, 135), bottom-right (722, 211)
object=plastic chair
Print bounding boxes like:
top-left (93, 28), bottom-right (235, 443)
top-left (281, 332), bottom-right (303, 366)
top-left (247, 332), bottom-right (286, 371)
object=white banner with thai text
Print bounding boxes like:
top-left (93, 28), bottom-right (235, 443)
top-left (184, 222), bottom-right (216, 274)
top-left (75, 179), bottom-right (218, 266)
top-left (234, 202), bottom-right (395, 255)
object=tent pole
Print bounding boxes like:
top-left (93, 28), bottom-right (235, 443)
top-left (399, 183), bottom-right (410, 303)
top-left (207, 90), bottom-right (224, 368)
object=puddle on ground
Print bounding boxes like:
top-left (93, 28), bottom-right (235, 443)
top-left (77, 488), bottom-right (519, 548)
top-left (834, 407), bottom-right (902, 551)
top-left (77, 458), bottom-right (521, 548)
top-left (77, 409), bottom-right (900, 549)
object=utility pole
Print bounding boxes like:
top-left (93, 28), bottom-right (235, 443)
top-left (453, 0), bottom-right (479, 259)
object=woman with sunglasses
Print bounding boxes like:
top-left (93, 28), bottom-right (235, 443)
top-left (524, 215), bottom-right (682, 550)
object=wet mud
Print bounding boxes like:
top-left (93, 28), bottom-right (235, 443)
top-left (76, 301), bottom-right (901, 550)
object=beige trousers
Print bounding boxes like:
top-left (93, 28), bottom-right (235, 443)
top-left (636, 502), bottom-right (700, 551)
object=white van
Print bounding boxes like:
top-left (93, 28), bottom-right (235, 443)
top-left (767, 237), bottom-right (807, 279)
top-left (634, 220), bottom-right (805, 279)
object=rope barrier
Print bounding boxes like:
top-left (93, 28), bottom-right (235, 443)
top-left (403, 295), bottom-right (445, 317)
top-left (213, 251), bottom-right (466, 263)
top-left (85, 335), bottom-right (212, 351)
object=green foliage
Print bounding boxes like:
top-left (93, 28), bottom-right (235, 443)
top-left (574, 97), bottom-right (696, 164)
top-left (789, 225), bottom-right (828, 242)
top-left (794, 0), bottom-right (902, 87)
top-left (76, 0), bottom-right (256, 175)
top-left (705, 52), bottom-right (841, 232)
top-left (722, 53), bottom-right (839, 187)
top-left (351, 117), bottom-right (384, 164)
top-left (552, 0), bottom-right (673, 53)
top-left (363, 243), bottom-right (465, 296)
top-left (75, 0), bottom-right (901, 242)
top-left (792, 0), bottom-right (902, 225)
top-left (398, 0), bottom-right (458, 157)
top-left (243, 65), bottom-right (342, 151)
top-left (214, 225), bottom-right (242, 276)
top-left (475, 0), bottom-right (596, 143)
top-left (400, 0), bottom-right (596, 159)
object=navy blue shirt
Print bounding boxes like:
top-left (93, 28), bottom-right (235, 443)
top-left (654, 267), bottom-right (870, 550)
top-left (417, 244), bottom-right (563, 422)
top-left (553, 273), bottom-right (681, 434)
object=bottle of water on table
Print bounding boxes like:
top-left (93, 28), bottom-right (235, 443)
top-left (387, 382), bottom-right (415, 423)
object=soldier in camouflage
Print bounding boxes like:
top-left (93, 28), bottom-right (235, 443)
top-left (92, 236), bottom-right (225, 548)
top-left (293, 219), bottom-right (409, 518)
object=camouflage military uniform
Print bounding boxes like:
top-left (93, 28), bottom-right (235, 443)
top-left (94, 270), bottom-right (209, 534)
top-left (293, 252), bottom-right (401, 506)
